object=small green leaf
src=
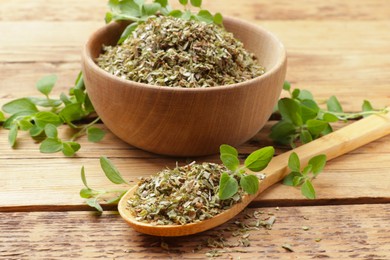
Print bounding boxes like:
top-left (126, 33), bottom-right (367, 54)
top-left (86, 198), bottom-right (103, 212)
top-left (62, 142), bottom-right (77, 157)
top-left (44, 124), bottom-right (58, 138)
top-left (322, 113), bottom-right (339, 122)
top-left (292, 176), bottom-right (304, 186)
top-left (73, 88), bottom-right (86, 104)
top-left (244, 146), bottom-right (275, 172)
top-left (196, 10), bottom-right (213, 24)
top-left (179, 0), bottom-right (188, 5)
top-left (291, 89), bottom-right (300, 99)
top-left (118, 22), bottom-right (138, 44)
top-left (36, 74), bottom-right (57, 96)
top-left (154, 0), bottom-right (168, 7)
top-left (283, 81), bottom-right (291, 91)
top-left (74, 71), bottom-right (85, 90)
top-left (327, 96), bottom-right (343, 113)
top-left (87, 127), bottom-right (106, 143)
top-left (220, 153), bottom-right (239, 171)
top-left (18, 119), bottom-right (34, 131)
top-left (301, 180), bottom-right (316, 199)
top-left (2, 98), bottom-right (38, 114)
top-left (278, 98), bottom-right (303, 126)
top-left (190, 0), bottom-right (202, 7)
top-left (83, 94), bottom-right (95, 113)
top-left (220, 144), bottom-right (238, 157)
top-left (81, 166), bottom-right (90, 189)
top-left (3, 111), bottom-right (35, 129)
top-left (29, 125), bottom-right (44, 137)
top-left (269, 121), bottom-right (296, 145)
top-left (240, 175), bottom-right (259, 195)
top-left (100, 157), bottom-right (127, 184)
top-left (308, 154), bottom-right (327, 175)
top-left (105, 12), bottom-right (113, 23)
top-left (80, 188), bottom-right (100, 199)
top-left (39, 138), bottom-right (63, 153)
top-left (8, 124), bottom-right (18, 147)
top-left (302, 165), bottom-right (312, 175)
top-left (218, 172), bottom-right (238, 200)
top-left (213, 12), bottom-right (223, 25)
top-left (300, 130), bottom-right (313, 144)
top-left (283, 171), bottom-right (302, 186)
top-left (297, 89), bottom-right (314, 100)
top-left (300, 100), bottom-right (319, 123)
top-left (68, 141), bottom-right (81, 152)
top-left (59, 103), bottom-right (85, 125)
top-left (288, 152), bottom-right (300, 172)
top-left (0, 111), bottom-right (5, 122)
top-left (34, 111), bottom-right (62, 128)
top-left (169, 9), bottom-right (183, 18)
top-left (142, 3), bottom-right (161, 16)
top-left (362, 100), bottom-right (374, 117)
top-left (60, 93), bottom-right (72, 105)
top-left (306, 119), bottom-right (328, 136)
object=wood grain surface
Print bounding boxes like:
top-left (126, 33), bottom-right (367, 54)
top-left (1, 0), bottom-right (390, 258)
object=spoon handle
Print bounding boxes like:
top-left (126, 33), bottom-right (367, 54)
top-left (257, 111), bottom-right (390, 196)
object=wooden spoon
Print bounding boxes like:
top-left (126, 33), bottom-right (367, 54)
top-left (118, 111), bottom-right (390, 236)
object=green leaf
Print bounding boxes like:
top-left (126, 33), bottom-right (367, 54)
top-left (196, 10), bottom-right (213, 24)
top-left (291, 89), bottom-right (300, 99)
top-left (283, 171), bottom-right (302, 186)
top-left (292, 175), bottom-right (304, 186)
top-left (8, 124), bottom-right (18, 147)
top-left (39, 138), bottom-right (63, 153)
top-left (83, 94), bottom-right (95, 113)
top-left (2, 98), bottom-right (38, 114)
top-left (80, 188), bottom-right (99, 199)
top-left (62, 142), bottom-right (77, 157)
top-left (179, 0), bottom-right (188, 5)
top-left (278, 98), bottom-right (303, 126)
top-left (142, 3), bottom-right (161, 16)
top-left (322, 113), bottom-right (339, 122)
top-left (218, 172), bottom-right (238, 200)
top-left (0, 111), bottom-right (5, 122)
top-left (74, 71), bottom-right (85, 90)
top-left (60, 93), bottom-right (72, 106)
top-left (3, 111), bottom-right (35, 129)
top-left (118, 22), bottom-right (138, 44)
top-left (154, 0), bottom-right (168, 7)
top-left (240, 175), bottom-right (259, 195)
top-left (283, 81), bottom-right (291, 91)
top-left (68, 141), bottom-right (81, 152)
top-left (306, 119), bottom-right (328, 136)
top-left (59, 103), bottom-right (85, 125)
top-left (269, 121), bottom-right (296, 144)
top-left (34, 111), bottom-right (62, 128)
top-left (18, 119), bottom-right (34, 131)
top-left (44, 124), bottom-right (58, 138)
top-left (80, 166), bottom-right (90, 189)
top-left (288, 152), bottom-right (300, 172)
top-left (300, 130), bottom-right (313, 144)
top-left (119, 0), bottom-right (142, 17)
top-left (220, 153), bottom-right (239, 171)
top-left (29, 97), bottom-right (62, 108)
top-left (190, 0), bottom-right (202, 7)
top-left (308, 154), bottom-right (327, 175)
top-left (73, 88), bottom-right (85, 104)
top-left (220, 144), bottom-right (238, 157)
top-left (301, 180), bottom-right (316, 199)
top-left (244, 146), bottom-right (275, 172)
top-left (100, 157), bottom-right (127, 184)
top-left (327, 96), bottom-right (343, 113)
top-left (87, 127), bottom-right (106, 143)
top-left (29, 125), bottom-right (44, 137)
top-left (86, 198), bottom-right (103, 212)
top-left (300, 100), bottom-right (319, 123)
top-left (362, 100), bottom-right (374, 117)
top-left (36, 74), bottom-right (57, 96)
top-left (169, 9), bottom-right (183, 18)
top-left (321, 123), bottom-right (333, 135)
top-left (297, 89), bottom-right (314, 100)
top-left (213, 12), bottom-right (223, 25)
top-left (105, 12), bottom-right (113, 23)
top-left (302, 165), bottom-right (312, 175)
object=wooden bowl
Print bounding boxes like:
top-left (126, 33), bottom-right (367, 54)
top-left (82, 17), bottom-right (287, 156)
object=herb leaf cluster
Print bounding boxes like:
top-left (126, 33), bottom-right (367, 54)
top-left (106, 0), bottom-right (223, 44)
top-left (283, 152), bottom-right (326, 199)
top-left (270, 81), bottom-right (387, 148)
top-left (218, 144), bottom-right (274, 200)
top-left (1, 73), bottom-right (105, 156)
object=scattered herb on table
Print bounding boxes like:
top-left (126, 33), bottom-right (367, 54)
top-left (270, 81), bottom-right (387, 148)
top-left (0, 73), bottom-right (105, 156)
top-left (97, 15), bottom-right (264, 88)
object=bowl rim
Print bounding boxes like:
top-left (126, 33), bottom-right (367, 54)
top-left (83, 16), bottom-right (287, 93)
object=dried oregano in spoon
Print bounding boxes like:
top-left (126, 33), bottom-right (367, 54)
top-left (96, 15), bottom-right (265, 88)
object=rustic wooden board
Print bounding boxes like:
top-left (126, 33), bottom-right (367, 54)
top-left (1, 204), bottom-right (389, 259)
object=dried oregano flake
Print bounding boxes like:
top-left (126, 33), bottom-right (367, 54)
top-left (127, 162), bottom-right (245, 225)
top-left (97, 16), bottom-right (265, 88)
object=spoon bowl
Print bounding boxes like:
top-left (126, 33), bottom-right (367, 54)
top-left (119, 111), bottom-right (390, 236)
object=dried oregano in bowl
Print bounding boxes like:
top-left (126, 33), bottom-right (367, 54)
top-left (96, 16), bottom-right (265, 88)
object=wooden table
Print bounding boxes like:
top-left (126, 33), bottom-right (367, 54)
top-left (1, 0), bottom-right (390, 258)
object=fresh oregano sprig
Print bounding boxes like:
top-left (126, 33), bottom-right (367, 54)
top-left (270, 81), bottom-right (387, 148)
top-left (80, 157), bottom-right (130, 212)
top-left (218, 144), bottom-right (275, 200)
top-left (283, 152), bottom-right (327, 199)
top-left (1, 73), bottom-right (105, 156)
top-left (105, 0), bottom-right (223, 44)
